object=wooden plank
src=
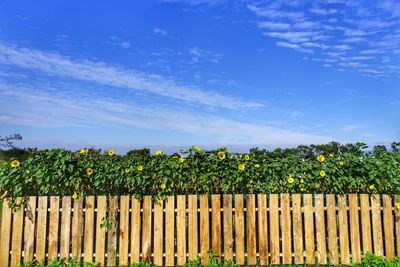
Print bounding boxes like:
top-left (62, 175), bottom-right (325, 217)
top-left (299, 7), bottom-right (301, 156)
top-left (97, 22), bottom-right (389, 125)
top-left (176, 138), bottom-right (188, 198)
top-left (83, 196), bottom-right (95, 263)
top-left (257, 194), bottom-right (268, 265)
top-left (0, 198), bottom-right (12, 267)
top-left (360, 194), bottom-right (372, 255)
top-left (314, 194), bottom-right (326, 265)
top-left (142, 196), bottom-right (152, 262)
top-left (292, 194), bottom-right (304, 264)
top-left (338, 195), bottom-right (349, 264)
top-left (234, 195), bottom-right (245, 265)
top-left (211, 195), bottom-right (221, 259)
top-left (200, 195), bottom-right (209, 264)
top-left (95, 196), bottom-right (106, 266)
top-left (177, 195), bottom-right (187, 265)
top-left (304, 194), bottom-right (314, 264)
top-left (72, 198), bottom-right (83, 262)
top-left (153, 199), bottom-right (164, 266)
top-left (60, 196), bottom-right (71, 258)
top-left (246, 194), bottom-right (256, 265)
top-left (131, 198), bottom-right (141, 264)
top-left (349, 194), bottom-right (361, 262)
top-left (281, 194), bottom-right (291, 264)
top-left (107, 196), bottom-right (118, 266)
top-left (223, 195), bottom-right (233, 261)
top-left (371, 194), bottom-right (383, 256)
top-left (383, 195), bottom-right (395, 259)
top-left (270, 194), bottom-right (280, 264)
top-left (165, 196), bottom-right (175, 266)
top-left (395, 196), bottom-right (400, 256)
top-left (119, 196), bottom-right (130, 266)
top-left (36, 196), bottom-right (48, 261)
top-left (10, 197), bottom-right (24, 267)
top-left (326, 195), bottom-right (338, 264)
top-left (23, 196), bottom-right (36, 262)
top-left (48, 196), bottom-right (60, 261)
top-left (188, 195), bottom-right (198, 261)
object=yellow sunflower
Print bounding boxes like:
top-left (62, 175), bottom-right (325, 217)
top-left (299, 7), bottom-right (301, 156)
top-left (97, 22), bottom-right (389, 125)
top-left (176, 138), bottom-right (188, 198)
top-left (137, 165), bottom-right (143, 171)
top-left (10, 160), bottom-right (20, 168)
top-left (86, 168), bottom-right (93, 176)
top-left (125, 168), bottom-right (130, 173)
top-left (107, 149), bottom-right (115, 156)
top-left (287, 177), bottom-right (295, 184)
top-left (369, 184), bottom-right (375, 190)
top-left (238, 163), bottom-right (245, 171)
top-left (179, 157), bottom-right (185, 163)
top-left (155, 150), bottom-right (163, 156)
top-left (244, 154), bottom-right (250, 161)
top-left (72, 192), bottom-right (78, 200)
top-left (320, 170), bottom-right (326, 177)
top-left (217, 151), bottom-right (226, 160)
top-left (316, 155), bottom-right (325, 163)
top-left (160, 183), bottom-right (166, 189)
top-left (339, 160), bottom-right (345, 166)
top-left (254, 164), bottom-right (261, 168)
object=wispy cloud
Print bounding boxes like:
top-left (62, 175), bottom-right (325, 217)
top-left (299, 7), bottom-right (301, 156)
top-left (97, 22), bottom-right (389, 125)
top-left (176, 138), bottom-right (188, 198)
top-left (341, 124), bottom-right (361, 131)
top-left (107, 36), bottom-right (130, 48)
top-left (276, 42), bottom-right (313, 54)
top-left (153, 28), bottom-right (168, 36)
top-left (189, 46), bottom-right (223, 64)
top-left (0, 42), bottom-right (261, 109)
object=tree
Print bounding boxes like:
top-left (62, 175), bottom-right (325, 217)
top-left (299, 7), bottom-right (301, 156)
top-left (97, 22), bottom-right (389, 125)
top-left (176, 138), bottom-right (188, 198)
top-left (0, 134), bottom-right (22, 148)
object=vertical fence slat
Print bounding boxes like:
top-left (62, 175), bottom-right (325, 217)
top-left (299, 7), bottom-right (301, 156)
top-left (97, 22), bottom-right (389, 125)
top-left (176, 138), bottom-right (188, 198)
top-left (292, 194), bottom-right (303, 264)
top-left (83, 196), bottom-right (95, 263)
top-left (10, 197), bottom-right (24, 267)
top-left (119, 196), bottom-right (130, 266)
top-left (315, 194), bottom-right (326, 265)
top-left (338, 195), bottom-right (350, 264)
top-left (177, 195), bottom-right (187, 265)
top-left (211, 195), bottom-right (221, 259)
top-left (0, 198), bottom-right (11, 267)
top-left (270, 194), bottom-right (280, 264)
top-left (48, 196), bottom-right (60, 261)
top-left (304, 194), bottom-right (314, 264)
top-left (95, 196), bottom-right (106, 266)
top-left (200, 195), bottom-right (210, 264)
top-left (395, 196), bottom-right (400, 256)
top-left (188, 195), bottom-right (198, 261)
top-left (165, 196), bottom-right (175, 266)
top-left (281, 193), bottom-right (291, 264)
top-left (234, 195), bottom-right (245, 265)
top-left (60, 196), bottom-right (71, 259)
top-left (36, 196), bottom-right (48, 262)
top-left (23, 196), bottom-right (36, 262)
top-left (326, 194), bottom-right (338, 264)
top-left (223, 195), bottom-right (233, 261)
top-left (107, 196), bottom-right (118, 266)
top-left (142, 196), bottom-right (152, 262)
top-left (257, 194), bottom-right (268, 265)
top-left (246, 194), bottom-right (256, 265)
top-left (131, 198), bottom-right (141, 264)
top-left (360, 194), bottom-right (372, 255)
top-left (72, 198), bottom-right (83, 262)
top-left (153, 200), bottom-right (164, 266)
top-left (383, 195), bottom-right (395, 259)
top-left (371, 194), bottom-right (383, 256)
top-left (349, 194), bottom-right (361, 262)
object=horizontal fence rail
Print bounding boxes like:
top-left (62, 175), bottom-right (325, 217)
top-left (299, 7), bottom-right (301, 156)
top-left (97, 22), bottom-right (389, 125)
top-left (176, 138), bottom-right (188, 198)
top-left (0, 194), bottom-right (399, 266)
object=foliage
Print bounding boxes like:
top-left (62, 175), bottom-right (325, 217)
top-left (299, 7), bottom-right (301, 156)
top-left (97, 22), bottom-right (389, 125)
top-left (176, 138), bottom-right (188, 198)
top-left (0, 142), bottom-right (399, 207)
top-left (350, 253), bottom-right (400, 266)
top-left (0, 133), bottom-right (22, 148)
top-left (20, 258), bottom-right (96, 266)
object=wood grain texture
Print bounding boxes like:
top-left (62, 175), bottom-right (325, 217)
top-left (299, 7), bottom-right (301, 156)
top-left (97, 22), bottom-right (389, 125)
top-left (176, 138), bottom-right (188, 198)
top-left (131, 198), bottom-right (141, 264)
top-left (141, 196), bottom-right (152, 262)
top-left (153, 200), bottom-right (164, 266)
top-left (246, 194), bottom-right (256, 265)
top-left (326, 194), bottom-right (338, 265)
top-left (36, 196), bottom-right (48, 261)
top-left (349, 194), bottom-right (361, 262)
top-left (188, 195), bottom-right (198, 261)
top-left (338, 195), bottom-right (349, 264)
top-left (270, 194), bottom-right (280, 264)
top-left (165, 196), bottom-right (175, 267)
top-left (292, 194), bottom-right (304, 264)
top-left (95, 196), bottom-right (106, 266)
top-left (10, 197), bottom-right (24, 267)
top-left (360, 194), bottom-right (372, 255)
top-left (177, 195), bottom-right (187, 265)
top-left (383, 195), bottom-right (395, 259)
top-left (304, 194), bottom-right (314, 264)
top-left (72, 198), bottom-right (83, 261)
top-left (281, 194), bottom-right (291, 264)
top-left (83, 196), bottom-right (95, 263)
top-left (223, 195), bottom-right (233, 260)
top-left (395, 196), bottom-right (400, 256)
top-left (371, 194), bottom-right (383, 256)
top-left (23, 196), bottom-right (37, 262)
top-left (314, 194), bottom-right (326, 265)
top-left (257, 194), bottom-right (268, 266)
top-left (234, 195), bottom-right (245, 265)
top-left (200, 195), bottom-right (210, 264)
top-left (0, 198), bottom-right (12, 267)
top-left (48, 196), bottom-right (60, 261)
top-left (211, 195), bottom-right (221, 259)
top-left (119, 196), bottom-right (130, 266)
top-left (60, 196), bottom-right (71, 259)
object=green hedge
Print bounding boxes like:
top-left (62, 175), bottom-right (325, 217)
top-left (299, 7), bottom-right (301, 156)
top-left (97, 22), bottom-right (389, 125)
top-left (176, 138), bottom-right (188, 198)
top-left (0, 142), bottom-right (399, 207)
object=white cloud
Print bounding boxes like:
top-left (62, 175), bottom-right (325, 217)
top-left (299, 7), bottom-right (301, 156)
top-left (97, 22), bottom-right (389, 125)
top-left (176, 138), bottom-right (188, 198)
top-left (276, 42), bottom-right (313, 54)
top-left (108, 36), bottom-right (130, 49)
top-left (153, 28), bottom-right (168, 36)
top-left (264, 31), bottom-right (318, 43)
top-left (257, 21), bottom-right (291, 30)
top-left (310, 8), bottom-right (337, 16)
top-left (189, 46), bottom-right (222, 64)
top-left (341, 124), bottom-right (360, 131)
top-left (0, 42), bottom-right (261, 109)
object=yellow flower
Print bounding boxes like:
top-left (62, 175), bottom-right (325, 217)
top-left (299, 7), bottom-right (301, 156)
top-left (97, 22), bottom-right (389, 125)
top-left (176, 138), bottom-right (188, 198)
top-left (369, 184), bottom-right (375, 190)
top-left (10, 160), bottom-right (20, 168)
top-left (179, 157), bottom-right (185, 163)
top-left (329, 153), bottom-right (334, 158)
top-left (244, 154), bottom-right (250, 161)
top-left (300, 187), bottom-right (305, 192)
top-left (287, 177), bottom-right (295, 184)
top-left (238, 163), bottom-right (245, 171)
top-left (107, 149), bottom-right (115, 156)
top-left (254, 164), bottom-right (260, 168)
top-left (86, 168), bottom-right (93, 176)
top-left (193, 146), bottom-right (202, 153)
top-left (160, 183), bottom-right (166, 189)
top-left (137, 165), bottom-right (143, 171)
top-left (217, 151), bottom-right (226, 160)
top-left (155, 150), bottom-right (163, 156)
top-left (316, 155), bottom-right (325, 163)
top-left (320, 170), bottom-right (326, 177)
top-left (300, 179), bottom-right (304, 183)
top-left (125, 168), bottom-right (130, 173)
top-left (339, 160), bottom-right (345, 166)
top-left (396, 202), bottom-right (400, 210)
top-left (72, 192), bottom-right (78, 200)
top-left (79, 149), bottom-right (88, 155)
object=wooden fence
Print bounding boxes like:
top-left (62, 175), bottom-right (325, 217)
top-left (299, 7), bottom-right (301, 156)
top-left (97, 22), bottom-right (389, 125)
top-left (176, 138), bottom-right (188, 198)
top-left (0, 194), bottom-right (399, 266)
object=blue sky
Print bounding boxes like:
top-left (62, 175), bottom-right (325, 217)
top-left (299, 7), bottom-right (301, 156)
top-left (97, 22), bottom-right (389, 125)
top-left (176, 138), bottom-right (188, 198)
top-left (0, 0), bottom-right (399, 153)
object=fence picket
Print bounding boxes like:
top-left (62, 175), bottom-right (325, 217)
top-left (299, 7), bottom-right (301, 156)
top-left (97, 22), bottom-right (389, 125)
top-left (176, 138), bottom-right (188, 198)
top-left (165, 196), bottom-right (175, 266)
top-left (315, 194), bottom-right (326, 264)
top-left (83, 196), bottom-right (95, 263)
top-left (72, 198), bottom-right (83, 262)
top-left (60, 196), bottom-right (71, 259)
top-left (48, 196), bottom-right (60, 261)
top-left (371, 194), bottom-right (383, 256)
top-left (257, 194), bottom-right (268, 265)
top-left (153, 199), bottom-right (164, 266)
top-left (119, 196), bottom-right (130, 266)
top-left (349, 194), bottom-right (361, 262)
top-left (131, 198), bottom-right (141, 264)
top-left (10, 197), bottom-right (24, 267)
top-left (360, 194), bottom-right (372, 255)
top-left (270, 194), bottom-right (280, 264)
top-left (304, 194), bottom-right (315, 264)
top-left (36, 196), bottom-right (48, 261)
top-left (200, 195), bottom-right (210, 264)
top-left (292, 194), bottom-right (303, 264)
top-left (383, 195), bottom-right (395, 259)
top-left (177, 195), bottom-right (187, 265)
top-left (234, 194), bottom-right (245, 265)
top-left (223, 195), bottom-right (233, 260)
top-left (95, 196), bottom-right (106, 266)
top-left (23, 196), bottom-right (36, 262)
top-left (211, 195), bottom-right (221, 259)
top-left (142, 196), bottom-right (152, 262)
top-left (326, 194), bottom-right (338, 264)
top-left (338, 195), bottom-right (350, 264)
top-left (281, 194), bottom-right (291, 264)
top-left (246, 194), bottom-right (256, 265)
top-left (0, 198), bottom-right (11, 267)
top-left (188, 195), bottom-right (198, 261)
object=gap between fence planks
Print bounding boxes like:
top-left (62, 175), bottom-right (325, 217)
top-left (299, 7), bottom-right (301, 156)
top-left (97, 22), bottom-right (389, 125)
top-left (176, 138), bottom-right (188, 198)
top-left (0, 193), bottom-right (399, 266)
